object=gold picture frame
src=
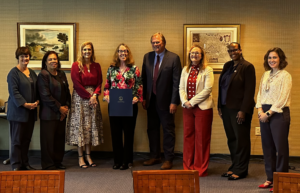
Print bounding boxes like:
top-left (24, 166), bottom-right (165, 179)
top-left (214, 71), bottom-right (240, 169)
top-left (183, 24), bottom-right (240, 72)
top-left (17, 22), bottom-right (76, 70)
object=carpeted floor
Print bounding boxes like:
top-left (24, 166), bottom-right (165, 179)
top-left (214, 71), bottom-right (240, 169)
top-left (1, 152), bottom-right (300, 193)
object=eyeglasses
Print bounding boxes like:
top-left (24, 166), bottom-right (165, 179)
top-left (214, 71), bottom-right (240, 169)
top-left (151, 41), bottom-right (161, 45)
top-left (190, 52), bottom-right (200, 56)
top-left (227, 49), bottom-right (239, 53)
top-left (118, 50), bottom-right (128, 54)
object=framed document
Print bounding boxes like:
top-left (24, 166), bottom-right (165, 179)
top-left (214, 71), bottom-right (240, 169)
top-left (183, 24), bottom-right (240, 72)
top-left (109, 89), bottom-right (133, 117)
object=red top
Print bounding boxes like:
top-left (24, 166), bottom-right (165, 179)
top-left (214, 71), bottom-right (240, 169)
top-left (187, 65), bottom-right (200, 100)
top-left (71, 62), bottom-right (102, 99)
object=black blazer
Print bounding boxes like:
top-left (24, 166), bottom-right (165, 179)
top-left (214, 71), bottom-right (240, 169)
top-left (7, 67), bottom-right (38, 122)
top-left (37, 69), bottom-right (71, 120)
top-left (142, 49), bottom-right (182, 110)
top-left (217, 59), bottom-right (256, 114)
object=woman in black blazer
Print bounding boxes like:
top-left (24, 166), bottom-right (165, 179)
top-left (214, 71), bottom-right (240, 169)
top-left (37, 51), bottom-right (71, 170)
top-left (7, 46), bottom-right (39, 171)
top-left (218, 42), bottom-right (256, 180)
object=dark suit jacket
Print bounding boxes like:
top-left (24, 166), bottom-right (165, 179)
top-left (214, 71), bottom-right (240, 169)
top-left (37, 69), bottom-right (71, 120)
top-left (217, 59), bottom-right (256, 114)
top-left (142, 49), bottom-right (182, 110)
top-left (7, 67), bottom-right (38, 122)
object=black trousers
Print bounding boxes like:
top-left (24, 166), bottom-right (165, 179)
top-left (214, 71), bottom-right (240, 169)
top-left (221, 105), bottom-right (253, 177)
top-left (40, 119), bottom-right (66, 169)
top-left (260, 105), bottom-right (290, 182)
top-left (147, 94), bottom-right (175, 161)
top-left (109, 104), bottom-right (138, 165)
top-left (9, 112), bottom-right (35, 170)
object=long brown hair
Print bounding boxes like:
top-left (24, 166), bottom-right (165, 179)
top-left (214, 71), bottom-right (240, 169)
top-left (111, 43), bottom-right (134, 67)
top-left (186, 44), bottom-right (207, 73)
top-left (77, 41), bottom-right (96, 73)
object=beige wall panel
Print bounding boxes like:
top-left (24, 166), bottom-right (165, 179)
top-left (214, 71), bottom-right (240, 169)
top-left (0, 0), bottom-right (299, 156)
top-left (0, 0), bottom-right (19, 150)
top-left (124, 0), bottom-right (186, 153)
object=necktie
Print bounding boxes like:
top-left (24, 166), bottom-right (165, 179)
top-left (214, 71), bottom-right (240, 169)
top-left (152, 55), bottom-right (160, 95)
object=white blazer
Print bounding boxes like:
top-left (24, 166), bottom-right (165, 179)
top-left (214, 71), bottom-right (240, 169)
top-left (179, 65), bottom-right (214, 110)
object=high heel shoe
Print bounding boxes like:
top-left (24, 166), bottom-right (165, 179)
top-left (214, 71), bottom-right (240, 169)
top-left (221, 171), bottom-right (233, 177)
top-left (228, 174), bottom-right (245, 180)
top-left (79, 155), bottom-right (88, 169)
top-left (258, 181), bottom-right (273, 188)
top-left (120, 164), bottom-right (129, 170)
top-left (113, 164), bottom-right (120, 169)
top-left (85, 154), bottom-right (96, 167)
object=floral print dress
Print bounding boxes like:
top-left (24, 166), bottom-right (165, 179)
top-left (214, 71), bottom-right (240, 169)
top-left (103, 65), bottom-right (143, 102)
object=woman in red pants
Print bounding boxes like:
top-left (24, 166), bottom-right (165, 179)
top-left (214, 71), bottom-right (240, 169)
top-left (179, 44), bottom-right (214, 176)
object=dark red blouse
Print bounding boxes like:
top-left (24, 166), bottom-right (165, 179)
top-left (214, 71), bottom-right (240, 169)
top-left (71, 62), bottom-right (102, 99)
top-left (187, 65), bottom-right (200, 100)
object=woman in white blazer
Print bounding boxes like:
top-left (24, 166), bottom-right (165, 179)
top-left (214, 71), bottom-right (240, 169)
top-left (179, 44), bottom-right (214, 177)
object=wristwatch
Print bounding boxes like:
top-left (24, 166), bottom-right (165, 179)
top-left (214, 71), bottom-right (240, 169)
top-left (266, 111), bottom-right (271, 117)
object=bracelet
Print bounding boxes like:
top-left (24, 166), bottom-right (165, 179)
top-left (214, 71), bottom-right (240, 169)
top-left (93, 94), bottom-right (97, 97)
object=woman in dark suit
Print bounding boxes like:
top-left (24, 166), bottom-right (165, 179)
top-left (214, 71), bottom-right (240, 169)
top-left (7, 46), bottom-right (39, 171)
top-left (37, 51), bottom-right (71, 170)
top-left (103, 43), bottom-right (143, 170)
top-left (218, 42), bottom-right (256, 180)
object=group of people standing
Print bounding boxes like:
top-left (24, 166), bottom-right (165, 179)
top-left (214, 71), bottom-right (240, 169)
top-left (7, 42), bottom-right (103, 171)
top-left (218, 43), bottom-right (291, 193)
top-left (6, 32), bottom-right (291, 192)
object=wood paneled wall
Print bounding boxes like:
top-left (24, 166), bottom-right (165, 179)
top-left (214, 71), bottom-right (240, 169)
top-left (0, 0), bottom-right (299, 156)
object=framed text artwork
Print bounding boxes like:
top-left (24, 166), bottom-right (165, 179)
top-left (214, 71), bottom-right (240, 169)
top-left (183, 24), bottom-right (240, 72)
top-left (17, 22), bottom-right (76, 70)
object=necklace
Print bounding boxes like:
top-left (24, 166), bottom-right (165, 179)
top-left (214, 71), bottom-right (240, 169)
top-left (264, 70), bottom-right (281, 91)
top-left (17, 65), bottom-right (30, 77)
top-left (119, 66), bottom-right (127, 74)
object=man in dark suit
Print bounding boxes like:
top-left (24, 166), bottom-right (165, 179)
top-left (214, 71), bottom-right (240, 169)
top-left (142, 32), bottom-right (182, 170)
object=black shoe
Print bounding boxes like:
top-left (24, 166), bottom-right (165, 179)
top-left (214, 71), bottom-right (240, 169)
top-left (79, 155), bottom-right (88, 169)
top-left (56, 164), bottom-right (66, 169)
top-left (13, 167), bottom-right (22, 171)
top-left (228, 174), bottom-right (245, 180)
top-left (113, 164), bottom-right (120, 169)
top-left (120, 164), bottom-right (129, 170)
top-left (85, 154), bottom-right (96, 167)
top-left (23, 165), bottom-right (36, 170)
top-left (221, 172), bottom-right (233, 177)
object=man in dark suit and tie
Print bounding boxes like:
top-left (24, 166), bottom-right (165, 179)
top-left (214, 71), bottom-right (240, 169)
top-left (142, 32), bottom-right (182, 169)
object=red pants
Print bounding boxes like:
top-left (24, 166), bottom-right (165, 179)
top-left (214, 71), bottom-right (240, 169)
top-left (183, 107), bottom-right (213, 176)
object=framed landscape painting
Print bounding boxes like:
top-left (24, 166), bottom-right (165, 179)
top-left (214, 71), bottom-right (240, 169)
top-left (183, 24), bottom-right (240, 72)
top-left (17, 22), bottom-right (76, 70)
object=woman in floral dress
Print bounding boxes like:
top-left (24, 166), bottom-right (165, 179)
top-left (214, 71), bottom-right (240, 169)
top-left (66, 41), bottom-right (104, 168)
top-left (103, 43), bottom-right (143, 170)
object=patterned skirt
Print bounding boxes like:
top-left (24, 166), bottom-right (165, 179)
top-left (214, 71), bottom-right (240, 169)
top-left (66, 86), bottom-right (104, 147)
